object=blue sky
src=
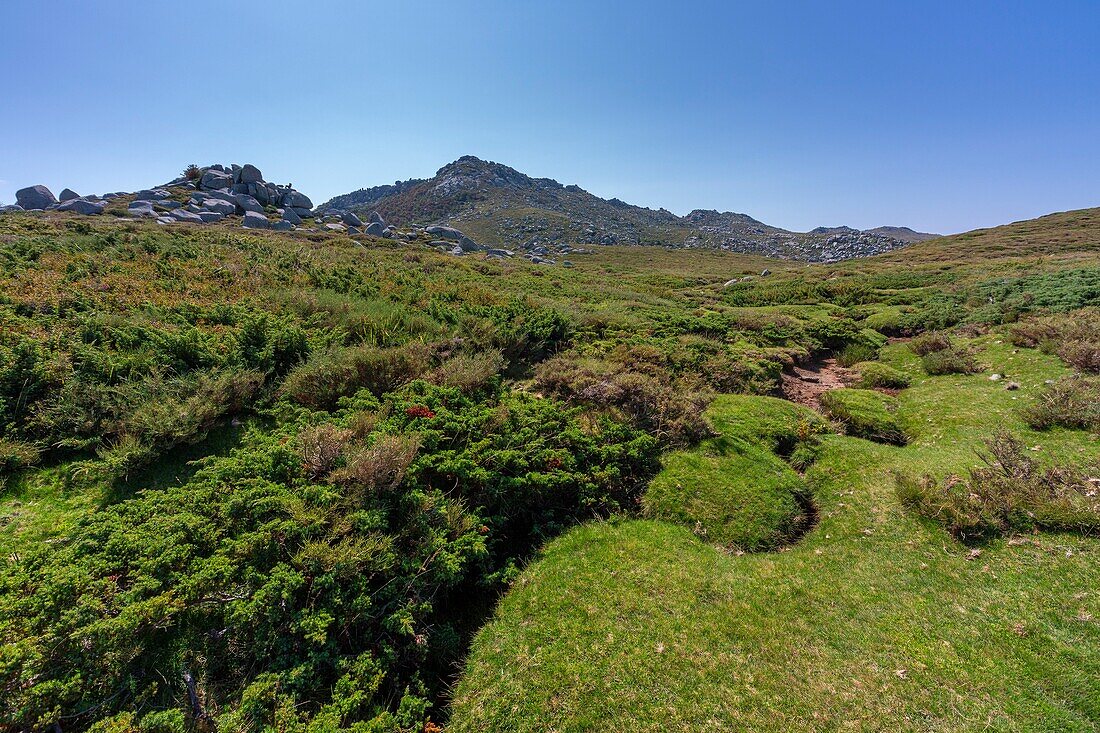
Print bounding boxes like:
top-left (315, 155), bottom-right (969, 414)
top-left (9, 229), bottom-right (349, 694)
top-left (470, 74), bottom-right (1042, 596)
top-left (1, 1), bottom-right (1097, 234)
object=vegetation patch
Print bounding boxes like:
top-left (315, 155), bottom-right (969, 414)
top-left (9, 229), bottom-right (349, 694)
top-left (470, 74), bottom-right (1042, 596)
top-left (855, 361), bottom-right (911, 389)
top-left (897, 432), bottom-right (1100, 541)
top-left (643, 395), bottom-right (826, 550)
top-left (921, 345), bottom-right (981, 375)
top-left (819, 388), bottom-right (906, 444)
top-left (1021, 375), bottom-right (1100, 431)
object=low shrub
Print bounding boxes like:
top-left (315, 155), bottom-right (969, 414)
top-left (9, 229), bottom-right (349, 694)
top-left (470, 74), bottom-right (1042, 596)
top-left (855, 361), bottom-right (911, 389)
top-left (922, 346), bottom-right (980, 375)
top-left (428, 349), bottom-right (505, 393)
top-left (897, 431), bottom-right (1100, 541)
top-left (819, 388), bottom-right (906, 445)
top-left (836, 342), bottom-right (879, 367)
top-left (0, 438), bottom-right (40, 473)
top-left (534, 353), bottom-right (712, 446)
top-left (1058, 339), bottom-right (1100, 373)
top-left (281, 341), bottom-right (431, 409)
top-left (909, 331), bottom-right (952, 356)
top-left (1021, 375), bottom-right (1100, 431)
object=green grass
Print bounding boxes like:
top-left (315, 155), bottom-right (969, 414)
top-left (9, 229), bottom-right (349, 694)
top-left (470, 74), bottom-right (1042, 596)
top-left (854, 360), bottom-right (911, 389)
top-left (643, 395), bottom-right (825, 550)
top-left (450, 342), bottom-right (1100, 731)
top-left (819, 387), bottom-right (907, 444)
top-left (3, 207), bottom-right (1100, 729)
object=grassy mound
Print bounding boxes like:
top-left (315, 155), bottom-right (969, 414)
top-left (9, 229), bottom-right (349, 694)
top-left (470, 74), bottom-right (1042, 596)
top-left (643, 395), bottom-right (826, 550)
top-left (855, 361), bottom-right (911, 389)
top-left (819, 388), bottom-right (906, 444)
top-left (450, 343), bottom-right (1100, 731)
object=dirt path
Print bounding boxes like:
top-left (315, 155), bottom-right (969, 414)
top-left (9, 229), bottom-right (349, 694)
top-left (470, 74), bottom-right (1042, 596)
top-left (781, 357), bottom-right (855, 409)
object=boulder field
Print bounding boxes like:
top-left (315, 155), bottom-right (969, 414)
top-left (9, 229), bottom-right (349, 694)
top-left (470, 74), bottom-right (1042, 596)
top-left (3, 163), bottom-right (519, 262)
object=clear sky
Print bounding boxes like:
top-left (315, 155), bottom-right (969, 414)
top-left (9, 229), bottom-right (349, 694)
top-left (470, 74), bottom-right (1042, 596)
top-left (2, 1), bottom-right (1098, 234)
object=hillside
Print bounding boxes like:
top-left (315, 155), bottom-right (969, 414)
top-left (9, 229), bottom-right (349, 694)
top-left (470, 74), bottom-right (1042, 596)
top-left (1, 190), bottom-right (1099, 732)
top-left (319, 156), bottom-right (939, 262)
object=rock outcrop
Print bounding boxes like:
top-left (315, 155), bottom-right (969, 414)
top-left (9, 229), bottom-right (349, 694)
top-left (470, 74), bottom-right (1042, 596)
top-left (16, 185), bottom-right (57, 210)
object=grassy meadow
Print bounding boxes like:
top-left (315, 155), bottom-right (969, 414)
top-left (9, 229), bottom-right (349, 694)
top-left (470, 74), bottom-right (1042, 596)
top-left (0, 205), bottom-right (1098, 731)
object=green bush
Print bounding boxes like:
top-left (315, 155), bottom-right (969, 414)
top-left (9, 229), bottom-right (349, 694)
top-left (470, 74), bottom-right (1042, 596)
top-left (534, 352), bottom-right (712, 447)
top-left (0, 382), bottom-right (658, 731)
top-left (819, 388), bottom-right (906, 445)
top-left (836, 342), bottom-right (879, 367)
top-left (909, 331), bottom-right (952, 356)
top-left (855, 361), bottom-right (911, 389)
top-left (897, 432), bottom-right (1100, 541)
top-left (281, 341), bottom-right (431, 409)
top-left (921, 346), bottom-right (980, 375)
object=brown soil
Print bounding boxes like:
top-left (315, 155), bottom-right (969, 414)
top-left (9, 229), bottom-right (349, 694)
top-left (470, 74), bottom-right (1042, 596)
top-left (781, 357), bottom-right (856, 409)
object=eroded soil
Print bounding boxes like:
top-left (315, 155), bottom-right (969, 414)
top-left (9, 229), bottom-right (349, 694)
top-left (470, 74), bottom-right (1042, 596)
top-left (780, 357), bottom-right (856, 409)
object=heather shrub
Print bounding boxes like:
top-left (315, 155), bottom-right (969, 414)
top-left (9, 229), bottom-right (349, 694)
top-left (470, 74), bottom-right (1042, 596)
top-left (922, 346), bottom-right (980, 375)
top-left (1021, 375), bottom-right (1100, 431)
top-left (534, 353), bottom-right (712, 446)
top-left (897, 432), bottom-right (1100, 541)
top-left (281, 341), bottom-right (431, 409)
top-left (909, 331), bottom-right (952, 356)
top-left (428, 349), bottom-right (505, 393)
top-left (1057, 339), bottom-right (1100, 373)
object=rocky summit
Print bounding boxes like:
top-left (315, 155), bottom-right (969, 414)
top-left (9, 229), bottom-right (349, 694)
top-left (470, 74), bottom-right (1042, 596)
top-left (2, 158), bottom-right (937, 265)
top-left (318, 155), bottom-right (939, 262)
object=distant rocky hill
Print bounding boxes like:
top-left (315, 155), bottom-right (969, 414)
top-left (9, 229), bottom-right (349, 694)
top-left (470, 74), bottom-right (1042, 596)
top-left (319, 156), bottom-right (939, 262)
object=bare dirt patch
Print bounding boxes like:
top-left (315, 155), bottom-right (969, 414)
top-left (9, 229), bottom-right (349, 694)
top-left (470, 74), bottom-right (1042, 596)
top-left (781, 357), bottom-right (856, 409)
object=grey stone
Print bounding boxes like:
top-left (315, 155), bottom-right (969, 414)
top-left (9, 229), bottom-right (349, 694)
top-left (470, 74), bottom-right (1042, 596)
top-left (197, 211), bottom-right (225, 223)
top-left (234, 194), bottom-right (264, 214)
top-left (281, 208), bottom-right (302, 225)
top-left (369, 211), bottom-right (385, 224)
top-left (170, 208), bottom-right (204, 223)
top-left (365, 222), bottom-right (385, 236)
top-left (326, 223), bottom-right (346, 232)
top-left (0, 205), bottom-right (25, 213)
top-left (59, 188), bottom-right (81, 202)
top-left (272, 220), bottom-right (293, 231)
top-left (242, 211), bottom-right (270, 229)
top-left (348, 226), bottom-right (361, 234)
top-left (281, 190), bottom-right (313, 209)
top-left (133, 189), bottom-right (172, 201)
top-left (16, 185), bottom-right (57, 210)
top-left (425, 225), bottom-right (465, 241)
top-left (200, 169), bottom-right (233, 191)
top-left (289, 206), bottom-right (313, 218)
top-left (156, 200), bottom-right (182, 210)
top-left (458, 236), bottom-right (481, 252)
top-left (58, 199), bottom-right (106, 215)
top-left (239, 164), bottom-right (263, 184)
top-left (341, 211), bottom-right (363, 227)
top-left (128, 201), bottom-right (157, 218)
top-left (760, 269), bottom-right (771, 276)
top-left (203, 199), bottom-right (236, 216)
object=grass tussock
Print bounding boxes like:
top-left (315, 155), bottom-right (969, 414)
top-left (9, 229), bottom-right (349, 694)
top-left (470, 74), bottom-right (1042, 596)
top-left (897, 431), bottom-right (1100, 541)
top-left (855, 361), bottom-right (911, 389)
top-left (819, 388), bottom-right (907, 445)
